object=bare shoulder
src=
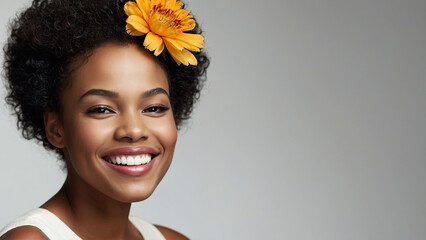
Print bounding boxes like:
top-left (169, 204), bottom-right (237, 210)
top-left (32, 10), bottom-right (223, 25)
top-left (155, 225), bottom-right (189, 240)
top-left (0, 226), bottom-right (48, 240)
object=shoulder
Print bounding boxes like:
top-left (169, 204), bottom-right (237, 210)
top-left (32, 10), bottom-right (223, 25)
top-left (0, 226), bottom-right (48, 240)
top-left (155, 225), bottom-right (189, 240)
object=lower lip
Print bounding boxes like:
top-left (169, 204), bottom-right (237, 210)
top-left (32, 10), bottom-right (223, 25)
top-left (103, 157), bottom-right (155, 176)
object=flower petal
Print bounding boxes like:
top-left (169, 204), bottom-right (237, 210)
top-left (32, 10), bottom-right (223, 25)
top-left (165, 0), bottom-right (182, 11)
top-left (144, 32), bottom-right (165, 56)
top-left (180, 19), bottom-right (196, 32)
top-left (135, 0), bottom-right (150, 22)
top-left (164, 38), bottom-right (188, 65)
top-left (175, 33), bottom-right (204, 49)
top-left (155, 41), bottom-right (165, 56)
top-left (126, 15), bottom-right (150, 34)
top-left (169, 37), bottom-right (200, 52)
top-left (124, 1), bottom-right (143, 17)
top-left (174, 1), bottom-right (184, 10)
top-left (176, 9), bottom-right (190, 20)
top-left (163, 37), bottom-right (184, 51)
top-left (181, 49), bottom-right (198, 66)
top-left (126, 24), bottom-right (145, 36)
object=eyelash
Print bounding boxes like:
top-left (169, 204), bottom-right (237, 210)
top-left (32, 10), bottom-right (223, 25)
top-left (86, 105), bottom-right (169, 115)
top-left (142, 105), bottom-right (170, 114)
top-left (86, 106), bottom-right (115, 114)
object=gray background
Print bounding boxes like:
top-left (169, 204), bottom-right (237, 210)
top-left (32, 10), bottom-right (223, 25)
top-left (1, 0), bottom-right (425, 239)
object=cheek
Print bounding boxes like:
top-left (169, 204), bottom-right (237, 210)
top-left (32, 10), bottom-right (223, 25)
top-left (63, 116), bottom-right (113, 157)
top-left (149, 116), bottom-right (177, 150)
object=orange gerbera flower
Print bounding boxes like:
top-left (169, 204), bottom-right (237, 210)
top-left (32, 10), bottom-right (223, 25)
top-left (124, 0), bottom-right (204, 66)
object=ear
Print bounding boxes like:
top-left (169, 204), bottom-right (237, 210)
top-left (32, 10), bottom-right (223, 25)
top-left (44, 109), bottom-right (65, 148)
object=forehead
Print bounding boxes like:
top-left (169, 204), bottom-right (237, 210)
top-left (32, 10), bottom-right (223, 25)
top-left (65, 43), bottom-right (168, 98)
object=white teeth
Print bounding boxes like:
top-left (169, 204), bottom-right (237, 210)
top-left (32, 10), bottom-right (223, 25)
top-left (141, 155), bottom-right (149, 164)
top-left (134, 156), bottom-right (142, 165)
top-left (127, 156), bottom-right (135, 166)
top-left (108, 154), bottom-right (153, 166)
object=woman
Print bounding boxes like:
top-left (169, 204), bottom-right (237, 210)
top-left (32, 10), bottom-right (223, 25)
top-left (0, 0), bottom-right (209, 239)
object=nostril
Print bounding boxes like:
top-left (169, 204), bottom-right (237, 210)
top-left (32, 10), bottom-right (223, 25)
top-left (114, 122), bottom-right (148, 142)
top-left (118, 135), bottom-right (148, 142)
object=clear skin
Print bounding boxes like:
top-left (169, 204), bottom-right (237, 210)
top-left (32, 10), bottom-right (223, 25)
top-left (0, 43), bottom-right (187, 239)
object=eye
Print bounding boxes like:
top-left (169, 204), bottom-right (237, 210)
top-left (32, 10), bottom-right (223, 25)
top-left (142, 105), bottom-right (170, 114)
top-left (86, 106), bottom-right (115, 115)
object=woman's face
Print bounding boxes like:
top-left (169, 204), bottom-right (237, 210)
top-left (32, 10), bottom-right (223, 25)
top-left (57, 43), bottom-right (177, 202)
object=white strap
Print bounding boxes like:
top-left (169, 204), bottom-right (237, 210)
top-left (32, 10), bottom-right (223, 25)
top-left (0, 208), bottom-right (82, 239)
top-left (1, 209), bottom-right (165, 239)
top-left (129, 216), bottom-right (166, 240)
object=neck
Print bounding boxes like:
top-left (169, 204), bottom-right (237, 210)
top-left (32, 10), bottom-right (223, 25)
top-left (42, 173), bottom-right (136, 239)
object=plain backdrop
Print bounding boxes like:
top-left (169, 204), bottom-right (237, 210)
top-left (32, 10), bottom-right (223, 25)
top-left (1, 0), bottom-right (425, 239)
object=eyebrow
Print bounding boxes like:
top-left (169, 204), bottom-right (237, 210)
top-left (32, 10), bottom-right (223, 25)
top-left (79, 88), bottom-right (169, 102)
top-left (142, 88), bottom-right (169, 98)
top-left (79, 89), bottom-right (118, 101)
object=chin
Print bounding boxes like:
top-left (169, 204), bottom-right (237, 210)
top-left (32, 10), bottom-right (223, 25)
top-left (109, 180), bottom-right (161, 203)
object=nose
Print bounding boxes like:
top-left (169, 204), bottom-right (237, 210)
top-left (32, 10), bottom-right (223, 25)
top-left (114, 110), bottom-right (148, 142)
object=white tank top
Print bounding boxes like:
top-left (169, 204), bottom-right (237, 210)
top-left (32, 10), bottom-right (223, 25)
top-left (0, 208), bottom-right (166, 240)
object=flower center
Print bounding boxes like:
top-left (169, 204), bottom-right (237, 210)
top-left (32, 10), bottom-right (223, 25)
top-left (152, 5), bottom-right (181, 28)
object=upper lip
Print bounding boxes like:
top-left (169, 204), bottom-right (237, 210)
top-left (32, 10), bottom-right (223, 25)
top-left (102, 147), bottom-right (159, 159)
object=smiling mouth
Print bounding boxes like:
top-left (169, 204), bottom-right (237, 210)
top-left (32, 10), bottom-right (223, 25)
top-left (103, 154), bottom-right (155, 166)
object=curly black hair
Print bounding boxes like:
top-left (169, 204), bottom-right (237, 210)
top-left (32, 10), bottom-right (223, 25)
top-left (3, 0), bottom-right (209, 159)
